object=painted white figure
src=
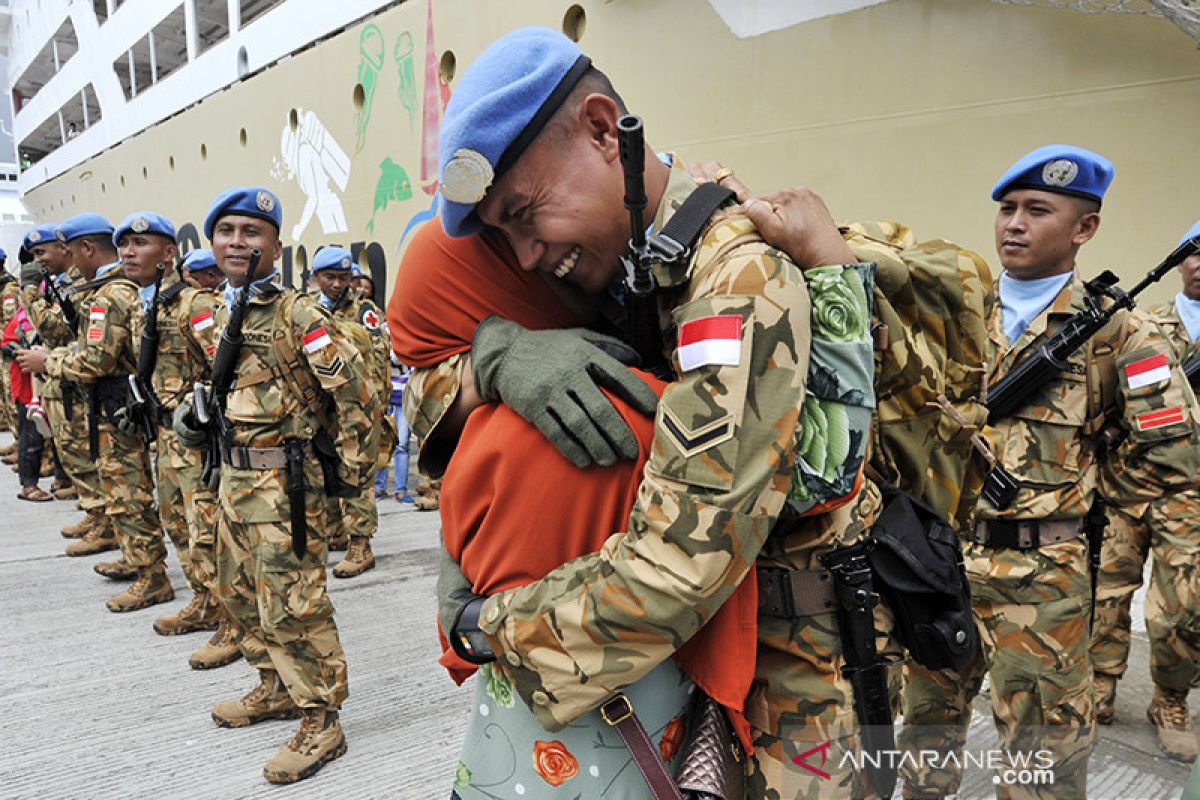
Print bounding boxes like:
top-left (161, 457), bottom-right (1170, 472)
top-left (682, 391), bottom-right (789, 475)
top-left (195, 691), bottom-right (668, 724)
top-left (278, 109), bottom-right (351, 240)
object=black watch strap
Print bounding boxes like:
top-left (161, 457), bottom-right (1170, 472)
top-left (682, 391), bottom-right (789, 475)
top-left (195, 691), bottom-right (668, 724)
top-left (449, 595), bottom-right (496, 664)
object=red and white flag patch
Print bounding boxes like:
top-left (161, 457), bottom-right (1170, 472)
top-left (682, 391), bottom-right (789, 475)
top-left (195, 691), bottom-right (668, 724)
top-left (191, 312), bottom-right (214, 332)
top-left (89, 305), bottom-right (106, 321)
top-left (1125, 354), bottom-right (1171, 389)
top-left (677, 315), bottom-right (742, 372)
top-left (1136, 407), bottom-right (1185, 431)
top-left (302, 327), bottom-right (333, 353)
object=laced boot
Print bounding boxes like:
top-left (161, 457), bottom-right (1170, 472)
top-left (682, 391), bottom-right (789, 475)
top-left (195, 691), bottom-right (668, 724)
top-left (189, 617), bottom-right (244, 670)
top-left (262, 707), bottom-right (346, 784)
top-left (105, 564), bottom-right (174, 612)
top-left (153, 589), bottom-right (221, 636)
top-left (1094, 673), bottom-right (1118, 725)
top-left (61, 510), bottom-right (102, 539)
top-left (64, 523), bottom-right (118, 556)
top-left (1147, 686), bottom-right (1199, 762)
top-left (212, 669), bottom-right (299, 728)
top-left (328, 531), bottom-right (350, 552)
top-left (332, 536), bottom-right (375, 579)
top-left (94, 558), bottom-right (138, 581)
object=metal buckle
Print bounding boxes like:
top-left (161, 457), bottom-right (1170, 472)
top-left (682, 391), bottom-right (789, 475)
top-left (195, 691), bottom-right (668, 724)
top-left (599, 694), bottom-right (633, 726)
top-left (648, 232), bottom-right (688, 264)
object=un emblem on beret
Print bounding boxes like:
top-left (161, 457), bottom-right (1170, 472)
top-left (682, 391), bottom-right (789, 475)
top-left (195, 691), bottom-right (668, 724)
top-left (131, 217), bottom-right (149, 233)
top-left (256, 191), bottom-right (276, 213)
top-left (28, 231), bottom-right (40, 244)
top-left (55, 231), bottom-right (66, 242)
top-left (441, 149), bottom-right (494, 205)
top-left (1042, 160), bottom-right (1079, 188)
top-left (341, 256), bottom-right (351, 269)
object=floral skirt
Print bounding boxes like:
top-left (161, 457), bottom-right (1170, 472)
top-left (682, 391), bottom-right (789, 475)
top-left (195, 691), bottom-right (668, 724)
top-left (451, 660), bottom-right (694, 799)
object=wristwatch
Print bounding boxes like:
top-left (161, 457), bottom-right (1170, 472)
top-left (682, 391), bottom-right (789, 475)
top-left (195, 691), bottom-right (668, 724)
top-left (449, 595), bottom-right (496, 664)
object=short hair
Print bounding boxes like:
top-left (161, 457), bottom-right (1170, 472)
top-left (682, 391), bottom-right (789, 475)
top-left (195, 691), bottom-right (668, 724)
top-left (546, 66), bottom-right (628, 141)
top-left (77, 233), bottom-right (117, 254)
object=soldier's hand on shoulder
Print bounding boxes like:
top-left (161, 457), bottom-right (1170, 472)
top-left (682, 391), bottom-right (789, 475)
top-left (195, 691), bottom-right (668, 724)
top-left (742, 186), bottom-right (857, 269)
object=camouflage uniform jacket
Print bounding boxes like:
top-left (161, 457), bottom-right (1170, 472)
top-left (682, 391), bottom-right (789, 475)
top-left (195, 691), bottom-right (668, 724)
top-left (0, 277), bottom-right (19, 326)
top-left (1150, 299), bottom-right (1200, 363)
top-left (407, 167), bottom-right (884, 729)
top-left (216, 283), bottom-right (379, 495)
top-left (43, 263), bottom-right (139, 385)
top-left (147, 278), bottom-right (222, 412)
top-left (314, 290), bottom-right (391, 406)
top-left (980, 274), bottom-right (1200, 521)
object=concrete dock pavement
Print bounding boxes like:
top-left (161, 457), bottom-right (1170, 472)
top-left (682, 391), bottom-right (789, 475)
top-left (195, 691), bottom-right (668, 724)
top-left (0, 429), bottom-right (1194, 798)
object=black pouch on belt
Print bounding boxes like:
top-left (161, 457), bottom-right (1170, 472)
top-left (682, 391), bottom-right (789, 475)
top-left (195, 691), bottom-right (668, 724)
top-left (283, 439), bottom-right (308, 558)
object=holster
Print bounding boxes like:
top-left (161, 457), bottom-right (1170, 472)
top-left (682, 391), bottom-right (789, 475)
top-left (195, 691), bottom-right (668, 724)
top-left (283, 439), bottom-right (308, 558)
top-left (61, 380), bottom-right (77, 422)
top-left (85, 385), bottom-right (100, 459)
top-left (821, 539), bottom-right (896, 799)
top-left (1086, 497), bottom-right (1107, 624)
top-left (313, 427), bottom-right (357, 499)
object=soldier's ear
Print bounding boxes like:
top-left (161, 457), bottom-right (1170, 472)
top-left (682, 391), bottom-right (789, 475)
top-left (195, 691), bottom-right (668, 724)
top-left (1073, 212), bottom-right (1100, 247)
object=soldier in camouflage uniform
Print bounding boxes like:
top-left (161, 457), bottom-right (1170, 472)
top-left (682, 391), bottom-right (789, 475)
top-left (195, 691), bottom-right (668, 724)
top-left (18, 213), bottom-right (173, 612)
top-left (173, 187), bottom-right (379, 784)
top-left (0, 256), bottom-right (21, 450)
top-left (307, 246), bottom-right (390, 579)
top-left (1090, 218), bottom-right (1200, 762)
top-left (408, 29), bottom-right (903, 798)
top-left (898, 146), bottom-right (1200, 799)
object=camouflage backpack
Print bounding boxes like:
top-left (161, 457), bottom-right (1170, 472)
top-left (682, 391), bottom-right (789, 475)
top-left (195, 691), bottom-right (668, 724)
top-left (842, 221), bottom-right (996, 533)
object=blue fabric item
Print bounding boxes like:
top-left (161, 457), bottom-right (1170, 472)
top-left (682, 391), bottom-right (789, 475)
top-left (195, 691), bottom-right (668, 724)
top-left (56, 213), bottom-right (114, 243)
top-left (317, 293), bottom-right (334, 309)
top-left (22, 224), bottom-right (57, 252)
top-left (203, 187), bottom-right (282, 240)
top-left (375, 400), bottom-right (411, 496)
top-left (312, 246), bottom-right (354, 272)
top-left (180, 248), bottom-right (217, 272)
top-left (999, 270), bottom-right (1074, 345)
top-left (113, 211), bottom-right (176, 248)
top-left (1180, 220), bottom-right (1200, 247)
top-left (95, 262), bottom-right (120, 279)
top-left (1175, 293), bottom-right (1200, 344)
top-left (991, 144), bottom-right (1114, 203)
top-left (223, 268), bottom-right (280, 309)
top-left (138, 284), bottom-right (156, 314)
top-left (437, 27), bottom-right (591, 237)
top-left (0, 248), bottom-right (7, 261)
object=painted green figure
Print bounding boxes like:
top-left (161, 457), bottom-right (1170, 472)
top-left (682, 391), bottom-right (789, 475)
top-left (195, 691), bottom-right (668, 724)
top-left (354, 24), bottom-right (385, 153)
top-left (367, 157), bottom-right (412, 236)
top-left (394, 31), bottom-right (417, 132)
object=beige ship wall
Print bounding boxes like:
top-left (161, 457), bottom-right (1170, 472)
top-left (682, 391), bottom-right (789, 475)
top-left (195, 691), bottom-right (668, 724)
top-left (20, 0), bottom-right (1200, 306)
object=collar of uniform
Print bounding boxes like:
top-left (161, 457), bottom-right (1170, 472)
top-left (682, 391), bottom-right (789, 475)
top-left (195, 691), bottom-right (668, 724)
top-left (989, 270), bottom-right (1082, 357)
top-left (95, 261), bottom-right (122, 279)
top-left (646, 158), bottom-right (702, 290)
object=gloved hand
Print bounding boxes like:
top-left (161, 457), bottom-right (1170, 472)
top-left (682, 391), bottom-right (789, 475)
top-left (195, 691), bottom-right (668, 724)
top-left (172, 400), bottom-right (209, 449)
top-left (471, 316), bottom-right (659, 468)
top-left (111, 405), bottom-right (142, 438)
top-left (437, 541), bottom-right (494, 664)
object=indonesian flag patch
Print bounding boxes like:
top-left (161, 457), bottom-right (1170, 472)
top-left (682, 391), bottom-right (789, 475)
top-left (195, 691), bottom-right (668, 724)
top-left (677, 315), bottom-right (742, 372)
top-left (1125, 354), bottom-right (1171, 389)
top-left (89, 305), bottom-right (106, 321)
top-left (302, 327), bottom-right (333, 353)
top-left (191, 312), bottom-right (214, 332)
top-left (1136, 407), bottom-right (1185, 431)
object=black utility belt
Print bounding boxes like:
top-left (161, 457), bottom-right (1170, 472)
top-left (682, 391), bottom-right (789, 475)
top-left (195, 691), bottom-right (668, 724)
top-left (221, 440), bottom-right (315, 470)
top-left (756, 565), bottom-right (837, 619)
top-left (969, 517), bottom-right (1084, 550)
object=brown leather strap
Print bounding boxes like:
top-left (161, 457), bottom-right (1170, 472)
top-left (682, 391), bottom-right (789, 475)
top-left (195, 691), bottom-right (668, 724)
top-left (599, 694), bottom-right (683, 800)
top-left (757, 565), bottom-right (836, 618)
top-left (970, 517), bottom-right (1083, 549)
top-left (232, 364), bottom-right (284, 391)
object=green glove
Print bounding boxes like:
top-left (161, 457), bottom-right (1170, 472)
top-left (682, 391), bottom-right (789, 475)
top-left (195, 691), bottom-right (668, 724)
top-left (471, 316), bottom-right (659, 468)
top-left (111, 405), bottom-right (142, 438)
top-left (171, 400), bottom-right (208, 449)
top-left (437, 540), bottom-right (494, 664)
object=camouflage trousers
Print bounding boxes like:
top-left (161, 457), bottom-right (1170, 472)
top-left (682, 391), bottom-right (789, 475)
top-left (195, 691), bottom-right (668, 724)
top-left (179, 465), bottom-right (220, 593)
top-left (899, 537), bottom-right (1094, 800)
top-left (46, 391), bottom-right (104, 512)
top-left (333, 482), bottom-right (378, 540)
top-left (215, 461), bottom-right (348, 708)
top-left (1091, 499), bottom-right (1200, 691)
top-left (155, 427), bottom-right (205, 593)
top-left (98, 423), bottom-right (164, 569)
top-left (0, 365), bottom-right (15, 439)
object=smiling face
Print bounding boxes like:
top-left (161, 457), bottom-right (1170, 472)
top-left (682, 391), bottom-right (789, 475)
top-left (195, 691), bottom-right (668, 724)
top-left (211, 214), bottom-right (282, 285)
top-left (994, 189), bottom-right (1100, 280)
top-left (117, 233), bottom-right (176, 287)
top-left (31, 241), bottom-right (72, 275)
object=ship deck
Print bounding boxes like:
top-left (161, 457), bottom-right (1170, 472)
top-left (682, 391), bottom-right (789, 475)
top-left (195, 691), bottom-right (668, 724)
top-left (0, 432), bottom-right (1193, 799)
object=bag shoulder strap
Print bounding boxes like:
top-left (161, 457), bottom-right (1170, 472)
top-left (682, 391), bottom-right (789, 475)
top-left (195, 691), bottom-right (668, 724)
top-left (269, 290), bottom-right (335, 432)
top-left (650, 182), bottom-right (736, 264)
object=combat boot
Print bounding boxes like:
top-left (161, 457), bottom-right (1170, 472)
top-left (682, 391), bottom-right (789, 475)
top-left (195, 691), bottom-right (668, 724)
top-left (1147, 686), bottom-right (1199, 762)
top-left (189, 617), bottom-right (244, 670)
top-left (212, 669), bottom-right (299, 728)
top-left (64, 524), bottom-right (118, 556)
top-left (1094, 673), bottom-right (1118, 725)
top-left (61, 510), bottom-right (102, 539)
top-left (94, 558), bottom-right (138, 581)
top-left (328, 531), bottom-right (350, 552)
top-left (332, 536), bottom-right (375, 579)
top-left (153, 589), bottom-right (221, 636)
top-left (105, 564), bottom-right (174, 612)
top-left (262, 707), bottom-right (346, 784)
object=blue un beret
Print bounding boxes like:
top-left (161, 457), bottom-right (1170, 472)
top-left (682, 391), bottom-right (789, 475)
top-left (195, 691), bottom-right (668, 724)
top-left (1180, 220), bottom-right (1200, 248)
top-left (311, 246), bottom-right (355, 273)
top-left (203, 187), bottom-right (282, 240)
top-left (991, 144), bottom-right (1114, 204)
top-left (437, 27), bottom-right (592, 237)
top-left (181, 248), bottom-right (218, 272)
top-left (22, 224), bottom-right (58, 252)
top-left (113, 211), bottom-right (176, 248)
top-left (56, 212), bottom-right (114, 243)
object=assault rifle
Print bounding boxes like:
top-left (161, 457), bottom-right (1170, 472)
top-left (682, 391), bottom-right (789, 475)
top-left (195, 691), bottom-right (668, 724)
top-left (981, 236), bottom-right (1200, 508)
top-left (194, 249), bottom-right (261, 489)
top-left (41, 268), bottom-right (79, 335)
top-left (126, 262), bottom-right (167, 441)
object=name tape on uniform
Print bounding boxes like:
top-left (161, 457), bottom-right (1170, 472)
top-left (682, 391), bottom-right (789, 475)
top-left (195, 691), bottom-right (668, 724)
top-left (677, 314), bottom-right (742, 372)
top-left (302, 327), bottom-right (333, 353)
top-left (1125, 353), bottom-right (1171, 389)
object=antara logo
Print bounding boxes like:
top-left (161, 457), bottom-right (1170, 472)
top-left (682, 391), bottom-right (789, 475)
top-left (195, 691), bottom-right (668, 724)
top-left (792, 740), bottom-right (833, 780)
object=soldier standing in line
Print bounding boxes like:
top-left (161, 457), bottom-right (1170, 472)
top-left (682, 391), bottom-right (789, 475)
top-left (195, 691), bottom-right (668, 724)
top-left (898, 147), bottom-right (1200, 799)
top-left (172, 188), bottom-right (378, 783)
top-left (17, 213), bottom-right (173, 612)
top-left (0, 254), bottom-right (21, 454)
top-left (307, 246), bottom-right (390, 579)
top-left (1091, 218), bottom-right (1200, 762)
